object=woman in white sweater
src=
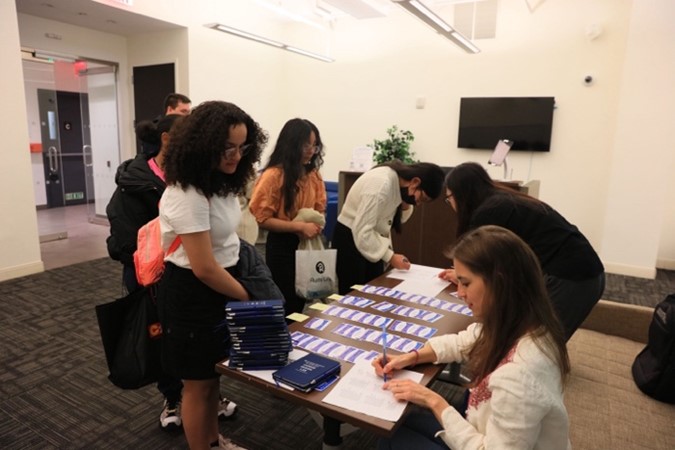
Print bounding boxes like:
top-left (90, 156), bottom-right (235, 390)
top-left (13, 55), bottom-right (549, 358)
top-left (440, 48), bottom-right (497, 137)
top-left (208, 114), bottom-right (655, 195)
top-left (373, 225), bottom-right (571, 450)
top-left (332, 161), bottom-right (444, 294)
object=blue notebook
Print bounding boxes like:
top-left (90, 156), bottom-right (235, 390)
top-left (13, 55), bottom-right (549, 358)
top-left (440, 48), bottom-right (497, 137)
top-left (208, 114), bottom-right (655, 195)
top-left (272, 353), bottom-right (341, 392)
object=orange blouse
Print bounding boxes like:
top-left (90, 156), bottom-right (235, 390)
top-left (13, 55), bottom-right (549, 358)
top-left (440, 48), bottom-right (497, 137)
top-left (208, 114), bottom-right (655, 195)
top-left (249, 167), bottom-right (327, 223)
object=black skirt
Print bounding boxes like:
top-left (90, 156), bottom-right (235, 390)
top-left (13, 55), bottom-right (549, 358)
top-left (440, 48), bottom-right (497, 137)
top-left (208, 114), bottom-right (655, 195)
top-left (157, 262), bottom-right (236, 380)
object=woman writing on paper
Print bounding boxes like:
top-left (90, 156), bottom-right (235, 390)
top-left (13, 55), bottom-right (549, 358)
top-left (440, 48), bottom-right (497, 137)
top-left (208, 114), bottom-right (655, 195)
top-left (439, 162), bottom-right (604, 340)
top-left (249, 118), bottom-right (327, 316)
top-left (332, 162), bottom-right (445, 294)
top-left (373, 225), bottom-right (571, 450)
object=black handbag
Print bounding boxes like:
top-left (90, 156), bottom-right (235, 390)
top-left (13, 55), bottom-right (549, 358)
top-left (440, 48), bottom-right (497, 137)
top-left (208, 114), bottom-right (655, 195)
top-left (95, 287), bottom-right (162, 389)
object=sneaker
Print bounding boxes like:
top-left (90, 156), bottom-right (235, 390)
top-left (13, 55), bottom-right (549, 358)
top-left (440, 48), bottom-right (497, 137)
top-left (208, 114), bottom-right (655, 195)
top-left (159, 399), bottom-right (182, 430)
top-left (218, 397), bottom-right (238, 420)
top-left (211, 435), bottom-right (247, 450)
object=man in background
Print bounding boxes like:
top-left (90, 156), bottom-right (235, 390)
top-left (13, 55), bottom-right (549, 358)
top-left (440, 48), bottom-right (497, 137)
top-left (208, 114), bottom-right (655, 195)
top-left (163, 93), bottom-right (191, 116)
top-left (140, 93), bottom-right (192, 156)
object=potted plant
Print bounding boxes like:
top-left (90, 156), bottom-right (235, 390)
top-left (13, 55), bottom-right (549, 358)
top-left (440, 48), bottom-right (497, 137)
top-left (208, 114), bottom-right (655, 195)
top-left (371, 125), bottom-right (417, 165)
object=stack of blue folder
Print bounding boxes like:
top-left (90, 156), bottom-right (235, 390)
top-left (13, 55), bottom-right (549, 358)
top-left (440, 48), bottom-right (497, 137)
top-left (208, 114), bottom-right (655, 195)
top-left (225, 299), bottom-right (292, 370)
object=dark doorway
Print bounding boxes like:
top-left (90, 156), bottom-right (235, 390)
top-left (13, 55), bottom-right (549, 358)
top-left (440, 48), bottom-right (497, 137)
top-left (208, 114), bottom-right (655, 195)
top-left (132, 63), bottom-right (175, 154)
top-left (38, 89), bottom-right (91, 208)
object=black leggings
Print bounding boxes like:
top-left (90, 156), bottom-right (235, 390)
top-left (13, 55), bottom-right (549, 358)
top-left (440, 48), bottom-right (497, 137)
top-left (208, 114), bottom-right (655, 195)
top-left (331, 222), bottom-right (385, 295)
top-left (265, 231), bottom-right (304, 316)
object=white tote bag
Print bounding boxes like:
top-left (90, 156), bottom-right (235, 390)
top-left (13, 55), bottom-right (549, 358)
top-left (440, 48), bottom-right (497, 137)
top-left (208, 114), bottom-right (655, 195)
top-left (295, 248), bottom-right (338, 300)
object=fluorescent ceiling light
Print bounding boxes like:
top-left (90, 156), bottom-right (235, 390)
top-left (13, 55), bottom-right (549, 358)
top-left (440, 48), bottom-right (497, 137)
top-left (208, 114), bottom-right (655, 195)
top-left (285, 46), bottom-right (334, 63)
top-left (409, 0), bottom-right (452, 32)
top-left (212, 23), bottom-right (284, 47)
top-left (392, 0), bottom-right (480, 53)
top-left (450, 31), bottom-right (480, 52)
top-left (206, 23), bottom-right (334, 63)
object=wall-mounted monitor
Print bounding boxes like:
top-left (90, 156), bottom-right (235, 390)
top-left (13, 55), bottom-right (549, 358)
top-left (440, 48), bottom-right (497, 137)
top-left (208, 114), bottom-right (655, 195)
top-left (457, 97), bottom-right (555, 151)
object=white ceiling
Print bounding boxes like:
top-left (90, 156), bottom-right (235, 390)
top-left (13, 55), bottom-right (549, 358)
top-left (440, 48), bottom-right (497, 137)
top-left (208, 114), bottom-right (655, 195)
top-left (14, 0), bottom-right (479, 36)
top-left (14, 0), bottom-right (183, 36)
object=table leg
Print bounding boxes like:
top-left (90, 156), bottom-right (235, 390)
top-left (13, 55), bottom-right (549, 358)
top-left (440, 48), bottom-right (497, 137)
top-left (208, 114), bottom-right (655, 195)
top-left (322, 415), bottom-right (343, 449)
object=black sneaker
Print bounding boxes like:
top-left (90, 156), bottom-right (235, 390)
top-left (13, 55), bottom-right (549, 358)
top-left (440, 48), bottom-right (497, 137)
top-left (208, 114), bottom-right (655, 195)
top-left (159, 399), bottom-right (182, 431)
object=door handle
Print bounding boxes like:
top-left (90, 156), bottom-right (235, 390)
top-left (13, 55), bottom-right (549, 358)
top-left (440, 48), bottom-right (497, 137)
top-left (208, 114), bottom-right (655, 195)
top-left (47, 146), bottom-right (58, 172)
top-left (83, 145), bottom-right (93, 167)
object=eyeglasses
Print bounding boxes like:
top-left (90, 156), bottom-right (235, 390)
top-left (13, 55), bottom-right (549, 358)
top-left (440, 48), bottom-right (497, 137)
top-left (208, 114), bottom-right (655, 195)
top-left (223, 143), bottom-right (253, 159)
top-left (444, 193), bottom-right (453, 205)
top-left (303, 144), bottom-right (322, 154)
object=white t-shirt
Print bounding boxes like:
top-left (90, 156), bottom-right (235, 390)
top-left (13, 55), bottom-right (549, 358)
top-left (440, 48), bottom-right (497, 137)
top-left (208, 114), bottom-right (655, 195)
top-left (159, 184), bottom-right (241, 269)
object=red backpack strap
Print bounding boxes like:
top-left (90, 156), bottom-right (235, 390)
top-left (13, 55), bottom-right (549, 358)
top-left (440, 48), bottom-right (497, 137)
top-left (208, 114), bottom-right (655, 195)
top-left (166, 236), bottom-right (182, 256)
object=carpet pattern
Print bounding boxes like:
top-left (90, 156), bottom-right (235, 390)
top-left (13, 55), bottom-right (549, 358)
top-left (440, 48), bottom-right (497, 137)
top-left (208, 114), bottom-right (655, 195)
top-left (0, 257), bottom-right (670, 449)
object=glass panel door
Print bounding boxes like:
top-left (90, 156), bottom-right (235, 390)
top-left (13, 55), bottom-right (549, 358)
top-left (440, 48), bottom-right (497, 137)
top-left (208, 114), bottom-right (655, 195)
top-left (75, 61), bottom-right (120, 223)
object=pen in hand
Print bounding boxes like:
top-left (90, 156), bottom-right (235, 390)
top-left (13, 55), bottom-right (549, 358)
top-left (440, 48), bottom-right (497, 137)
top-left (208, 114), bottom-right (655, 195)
top-left (382, 323), bottom-right (388, 382)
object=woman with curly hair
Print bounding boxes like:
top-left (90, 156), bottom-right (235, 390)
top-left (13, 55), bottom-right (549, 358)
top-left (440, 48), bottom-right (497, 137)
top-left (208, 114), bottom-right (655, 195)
top-left (374, 225), bottom-right (571, 449)
top-left (157, 101), bottom-right (266, 450)
top-left (249, 118), bottom-right (327, 316)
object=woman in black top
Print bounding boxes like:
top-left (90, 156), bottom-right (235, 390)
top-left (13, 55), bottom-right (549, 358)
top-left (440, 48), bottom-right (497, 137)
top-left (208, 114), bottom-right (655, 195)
top-left (441, 162), bottom-right (604, 340)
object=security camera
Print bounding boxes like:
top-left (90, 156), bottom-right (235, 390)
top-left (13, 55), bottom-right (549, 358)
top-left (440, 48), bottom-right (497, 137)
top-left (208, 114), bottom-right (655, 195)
top-left (584, 75), bottom-right (593, 85)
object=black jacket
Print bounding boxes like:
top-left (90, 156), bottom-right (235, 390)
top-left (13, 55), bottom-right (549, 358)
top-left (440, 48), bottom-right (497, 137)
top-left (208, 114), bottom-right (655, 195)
top-left (106, 154), bottom-right (165, 266)
top-left (237, 239), bottom-right (284, 302)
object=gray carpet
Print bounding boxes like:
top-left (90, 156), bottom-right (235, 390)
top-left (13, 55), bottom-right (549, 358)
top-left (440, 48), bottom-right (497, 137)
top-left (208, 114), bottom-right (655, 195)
top-left (0, 257), bottom-right (670, 449)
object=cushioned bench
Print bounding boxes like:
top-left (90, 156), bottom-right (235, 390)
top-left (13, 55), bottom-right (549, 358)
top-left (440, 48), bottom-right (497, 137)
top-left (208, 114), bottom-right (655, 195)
top-left (565, 300), bottom-right (675, 449)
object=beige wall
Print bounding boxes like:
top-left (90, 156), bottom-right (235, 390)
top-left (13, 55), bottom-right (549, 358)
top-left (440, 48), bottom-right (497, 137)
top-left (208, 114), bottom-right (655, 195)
top-left (2, 0), bottom-right (674, 281)
top-left (0, 1), bottom-right (43, 280)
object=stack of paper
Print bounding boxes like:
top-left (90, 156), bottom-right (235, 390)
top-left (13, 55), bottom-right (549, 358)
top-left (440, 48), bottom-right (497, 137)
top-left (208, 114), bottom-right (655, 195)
top-left (225, 300), bottom-right (292, 370)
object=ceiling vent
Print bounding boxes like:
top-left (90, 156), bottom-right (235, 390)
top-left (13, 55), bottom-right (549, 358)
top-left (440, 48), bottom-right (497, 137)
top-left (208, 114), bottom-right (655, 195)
top-left (453, 0), bottom-right (498, 39)
top-left (323, 0), bottom-right (386, 19)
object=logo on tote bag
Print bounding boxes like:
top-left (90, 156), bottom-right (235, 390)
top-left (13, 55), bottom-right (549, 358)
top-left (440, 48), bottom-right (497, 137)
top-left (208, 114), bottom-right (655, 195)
top-left (315, 261), bottom-right (326, 274)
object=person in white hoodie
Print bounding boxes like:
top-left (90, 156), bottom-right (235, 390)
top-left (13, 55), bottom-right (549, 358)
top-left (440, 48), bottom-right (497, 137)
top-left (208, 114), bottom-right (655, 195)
top-left (373, 225), bottom-right (571, 450)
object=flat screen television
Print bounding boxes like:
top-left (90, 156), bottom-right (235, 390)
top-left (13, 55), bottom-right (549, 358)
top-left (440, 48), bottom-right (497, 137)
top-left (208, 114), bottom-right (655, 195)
top-left (457, 97), bottom-right (555, 151)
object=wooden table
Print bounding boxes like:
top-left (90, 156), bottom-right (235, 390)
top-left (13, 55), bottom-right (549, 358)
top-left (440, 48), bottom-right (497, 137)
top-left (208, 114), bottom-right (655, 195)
top-left (215, 273), bottom-right (475, 448)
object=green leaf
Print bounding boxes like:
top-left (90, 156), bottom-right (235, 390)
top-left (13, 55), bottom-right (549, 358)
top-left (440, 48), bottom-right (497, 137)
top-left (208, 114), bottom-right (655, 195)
top-left (371, 125), bottom-right (417, 164)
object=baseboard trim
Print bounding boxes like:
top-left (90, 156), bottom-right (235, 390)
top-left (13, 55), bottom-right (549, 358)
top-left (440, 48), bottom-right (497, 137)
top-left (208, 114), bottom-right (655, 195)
top-left (0, 261), bottom-right (45, 282)
top-left (656, 258), bottom-right (675, 270)
top-left (603, 262), bottom-right (657, 279)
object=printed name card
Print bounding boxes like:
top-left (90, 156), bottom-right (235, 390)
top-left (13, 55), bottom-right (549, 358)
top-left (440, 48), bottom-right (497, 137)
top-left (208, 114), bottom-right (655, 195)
top-left (358, 285), bottom-right (473, 317)
top-left (291, 331), bottom-right (379, 364)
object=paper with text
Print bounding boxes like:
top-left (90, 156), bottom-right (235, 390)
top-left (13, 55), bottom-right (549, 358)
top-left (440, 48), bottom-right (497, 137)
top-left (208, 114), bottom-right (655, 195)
top-left (322, 360), bottom-right (423, 422)
top-left (386, 264), bottom-right (450, 298)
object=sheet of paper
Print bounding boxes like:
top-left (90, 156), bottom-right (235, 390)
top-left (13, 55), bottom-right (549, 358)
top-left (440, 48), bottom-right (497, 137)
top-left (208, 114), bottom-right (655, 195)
top-left (322, 360), bottom-right (423, 422)
top-left (385, 264), bottom-right (451, 298)
top-left (394, 277), bottom-right (451, 299)
top-left (220, 349), bottom-right (308, 391)
top-left (348, 146), bottom-right (374, 172)
top-left (387, 263), bottom-right (446, 281)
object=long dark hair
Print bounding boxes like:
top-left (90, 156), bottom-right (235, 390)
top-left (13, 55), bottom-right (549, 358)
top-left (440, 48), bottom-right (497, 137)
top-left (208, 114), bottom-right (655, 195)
top-left (163, 101), bottom-right (267, 197)
top-left (451, 225), bottom-right (570, 387)
top-left (445, 162), bottom-right (542, 235)
top-left (379, 161), bottom-right (445, 232)
top-left (263, 118), bottom-right (325, 216)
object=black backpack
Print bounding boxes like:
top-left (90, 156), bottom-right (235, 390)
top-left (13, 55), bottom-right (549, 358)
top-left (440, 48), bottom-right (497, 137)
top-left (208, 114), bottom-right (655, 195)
top-left (631, 294), bottom-right (675, 403)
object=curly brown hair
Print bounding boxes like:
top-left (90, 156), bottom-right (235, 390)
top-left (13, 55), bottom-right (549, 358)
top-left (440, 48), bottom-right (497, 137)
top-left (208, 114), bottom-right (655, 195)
top-left (163, 101), bottom-right (267, 197)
